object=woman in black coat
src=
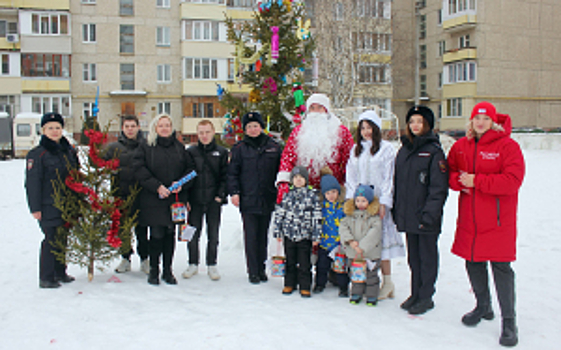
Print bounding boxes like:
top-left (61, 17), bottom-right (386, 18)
top-left (133, 114), bottom-right (194, 285)
top-left (392, 106), bottom-right (448, 315)
top-left (228, 112), bottom-right (282, 284)
top-left (25, 113), bottom-right (79, 288)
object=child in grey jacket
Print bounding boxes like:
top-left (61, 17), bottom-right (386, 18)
top-left (340, 185), bottom-right (383, 306)
top-left (273, 166), bottom-right (322, 297)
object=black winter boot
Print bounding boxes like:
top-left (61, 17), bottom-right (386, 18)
top-left (400, 295), bottom-right (418, 311)
top-left (499, 318), bottom-right (518, 347)
top-left (148, 268), bottom-right (160, 285)
top-left (408, 298), bottom-right (434, 315)
top-left (162, 269), bottom-right (178, 285)
top-left (462, 304), bottom-right (495, 326)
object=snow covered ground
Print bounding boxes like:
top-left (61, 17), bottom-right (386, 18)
top-left (0, 149), bottom-right (559, 349)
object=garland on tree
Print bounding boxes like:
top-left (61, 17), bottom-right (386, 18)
top-left (222, 0), bottom-right (315, 138)
top-left (53, 126), bottom-right (139, 281)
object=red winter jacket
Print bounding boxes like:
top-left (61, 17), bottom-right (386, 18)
top-left (448, 114), bottom-right (525, 262)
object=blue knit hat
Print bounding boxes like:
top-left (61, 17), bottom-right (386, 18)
top-left (320, 174), bottom-right (341, 196)
top-left (354, 184), bottom-right (374, 204)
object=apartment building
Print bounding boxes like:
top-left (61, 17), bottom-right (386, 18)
top-left (393, 0), bottom-right (561, 130)
top-left (0, 0), bottom-right (71, 122)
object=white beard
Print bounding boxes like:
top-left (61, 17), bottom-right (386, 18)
top-left (296, 112), bottom-right (341, 175)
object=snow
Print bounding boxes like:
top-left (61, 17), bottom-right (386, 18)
top-left (0, 149), bottom-right (559, 349)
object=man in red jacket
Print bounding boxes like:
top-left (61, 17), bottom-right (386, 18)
top-left (448, 102), bottom-right (525, 347)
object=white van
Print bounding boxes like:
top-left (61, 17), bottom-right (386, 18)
top-left (13, 112), bottom-right (42, 158)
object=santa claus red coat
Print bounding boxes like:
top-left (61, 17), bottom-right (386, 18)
top-left (448, 112), bottom-right (525, 262)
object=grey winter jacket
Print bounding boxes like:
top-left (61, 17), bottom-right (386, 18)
top-left (273, 186), bottom-right (322, 242)
top-left (339, 199), bottom-right (383, 261)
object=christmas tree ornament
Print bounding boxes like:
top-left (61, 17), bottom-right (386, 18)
top-left (297, 18), bottom-right (311, 40)
top-left (271, 26), bottom-right (279, 63)
top-left (255, 59), bottom-right (262, 72)
top-left (263, 77), bottom-right (278, 95)
top-left (216, 84), bottom-right (225, 101)
top-left (292, 82), bottom-right (305, 107)
top-left (249, 88), bottom-right (262, 103)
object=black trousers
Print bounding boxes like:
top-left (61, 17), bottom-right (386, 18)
top-left (284, 238), bottom-right (312, 291)
top-left (187, 201), bottom-right (221, 266)
top-left (466, 260), bottom-right (516, 319)
top-left (122, 225), bottom-right (149, 261)
top-left (149, 226), bottom-right (175, 273)
top-left (241, 212), bottom-right (272, 276)
top-left (315, 247), bottom-right (350, 290)
top-left (406, 233), bottom-right (440, 299)
top-left (39, 222), bottom-right (66, 282)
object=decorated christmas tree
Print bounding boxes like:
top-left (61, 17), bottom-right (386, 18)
top-left (53, 125), bottom-right (139, 281)
top-left (221, 0), bottom-right (315, 139)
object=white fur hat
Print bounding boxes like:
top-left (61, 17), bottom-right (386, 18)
top-left (358, 110), bottom-right (382, 130)
top-left (306, 93), bottom-right (331, 115)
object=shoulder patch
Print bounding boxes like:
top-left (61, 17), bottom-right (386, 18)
top-left (439, 159), bottom-right (447, 173)
top-left (27, 159), bottom-right (34, 170)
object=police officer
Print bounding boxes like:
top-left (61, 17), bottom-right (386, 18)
top-left (25, 112), bottom-right (79, 288)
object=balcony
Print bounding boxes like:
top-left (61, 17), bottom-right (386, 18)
top-left (181, 2), bottom-right (226, 20)
top-left (442, 14), bottom-right (477, 33)
top-left (0, 0), bottom-right (69, 10)
top-left (21, 78), bottom-right (70, 93)
top-left (443, 47), bottom-right (477, 63)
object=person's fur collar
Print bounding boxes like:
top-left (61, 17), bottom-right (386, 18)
top-left (343, 197), bottom-right (380, 216)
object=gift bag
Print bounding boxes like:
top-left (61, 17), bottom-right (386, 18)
top-left (270, 241), bottom-right (285, 277)
top-left (180, 223), bottom-right (197, 242)
top-left (170, 194), bottom-right (187, 223)
top-left (350, 255), bottom-right (367, 283)
top-left (332, 246), bottom-right (347, 274)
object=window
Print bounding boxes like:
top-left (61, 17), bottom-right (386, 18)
top-left (353, 33), bottom-right (391, 52)
top-left (183, 20), bottom-right (221, 41)
top-left (157, 0), bottom-right (170, 8)
top-left (17, 124), bottom-right (31, 137)
top-left (438, 40), bottom-right (446, 56)
top-left (120, 63), bottom-right (134, 90)
top-left (417, 0), bottom-right (426, 9)
top-left (0, 21), bottom-right (17, 37)
top-left (21, 54), bottom-right (71, 77)
top-left (420, 45), bottom-right (427, 69)
top-left (448, 0), bottom-right (475, 15)
top-left (445, 61), bottom-right (476, 83)
top-left (157, 64), bottom-right (171, 83)
top-left (334, 2), bottom-right (344, 21)
top-left (225, 0), bottom-right (253, 7)
top-left (31, 96), bottom-right (70, 116)
top-left (31, 13), bottom-right (69, 35)
top-left (358, 64), bottom-right (390, 84)
top-left (183, 58), bottom-right (218, 80)
top-left (83, 63), bottom-right (96, 82)
top-left (437, 9), bottom-right (442, 25)
top-left (83, 102), bottom-right (94, 118)
top-left (156, 27), bottom-right (170, 46)
top-left (447, 98), bottom-right (462, 116)
top-left (158, 102), bottom-right (171, 114)
top-left (120, 0), bottom-right (134, 16)
top-left (228, 58), bottom-right (234, 81)
top-left (1, 54), bottom-right (9, 75)
top-left (438, 72), bottom-right (443, 89)
top-left (459, 34), bottom-right (470, 48)
top-left (82, 0), bottom-right (96, 3)
top-left (120, 25), bottom-right (134, 53)
top-left (419, 14), bottom-right (426, 39)
top-left (82, 24), bottom-right (96, 43)
top-left (420, 75), bottom-right (427, 97)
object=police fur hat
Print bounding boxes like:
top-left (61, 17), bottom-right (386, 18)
top-left (406, 105), bottom-right (435, 130)
top-left (41, 112), bottom-right (64, 128)
top-left (242, 111), bottom-right (265, 130)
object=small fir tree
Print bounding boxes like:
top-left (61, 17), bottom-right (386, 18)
top-left (222, 0), bottom-right (315, 138)
top-left (53, 126), bottom-right (139, 281)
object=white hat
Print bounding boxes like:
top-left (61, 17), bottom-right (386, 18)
top-left (306, 93), bottom-right (331, 115)
top-left (358, 110), bottom-right (382, 130)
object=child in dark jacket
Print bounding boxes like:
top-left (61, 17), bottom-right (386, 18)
top-left (314, 174), bottom-right (350, 297)
top-left (340, 185), bottom-right (383, 306)
top-left (273, 166), bottom-right (322, 297)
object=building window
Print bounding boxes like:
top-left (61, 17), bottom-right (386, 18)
top-left (83, 102), bottom-right (94, 118)
top-left (228, 58), bottom-right (234, 81)
top-left (31, 13), bottom-right (69, 35)
top-left (419, 14), bottom-right (426, 39)
top-left (0, 21), bottom-right (17, 37)
top-left (183, 21), bottom-right (220, 41)
top-left (158, 102), bottom-right (171, 114)
top-left (1, 54), bottom-right (9, 75)
top-left (448, 0), bottom-right (476, 15)
top-left (21, 54), bottom-right (71, 77)
top-left (437, 9), bottom-right (442, 25)
top-left (120, 0), bottom-right (134, 16)
top-left (417, 0), bottom-right (426, 9)
top-left (445, 61), bottom-right (476, 83)
top-left (82, 0), bottom-right (96, 3)
top-left (157, 64), bottom-right (171, 83)
top-left (206, 103), bottom-right (214, 118)
top-left (225, 0), bottom-right (252, 7)
top-left (82, 24), bottom-right (96, 43)
top-left (156, 27), bottom-right (171, 46)
top-left (447, 98), bottom-right (462, 117)
top-left (31, 95), bottom-right (70, 116)
top-left (334, 2), bottom-right (344, 21)
top-left (120, 63), bottom-right (134, 90)
top-left (120, 25), bottom-right (134, 53)
top-left (459, 34), bottom-right (470, 48)
top-left (438, 72), bottom-right (443, 89)
top-left (420, 75), bottom-right (427, 97)
top-left (83, 63), bottom-right (96, 82)
top-left (358, 64), bottom-right (390, 84)
top-left (352, 33), bottom-right (392, 52)
top-left (420, 44), bottom-right (427, 69)
top-left (157, 0), bottom-right (170, 8)
top-left (438, 40), bottom-right (446, 56)
top-left (183, 58), bottom-right (218, 80)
